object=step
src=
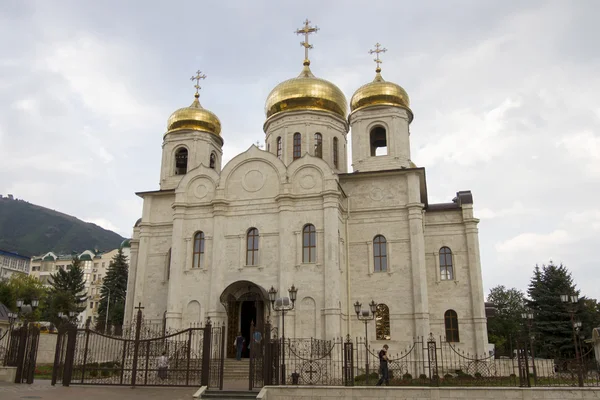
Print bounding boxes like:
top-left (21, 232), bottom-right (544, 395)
top-left (202, 390), bottom-right (257, 399)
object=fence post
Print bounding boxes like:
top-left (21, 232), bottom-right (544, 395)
top-left (130, 303), bottom-right (144, 387)
top-left (51, 327), bottom-right (64, 386)
top-left (219, 325), bottom-right (225, 390)
top-left (62, 324), bottom-right (77, 386)
top-left (426, 334), bottom-right (439, 387)
top-left (344, 335), bottom-right (354, 386)
top-left (201, 318), bottom-right (212, 387)
top-left (186, 328), bottom-right (193, 386)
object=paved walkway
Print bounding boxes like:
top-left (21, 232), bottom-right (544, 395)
top-left (0, 380), bottom-right (197, 400)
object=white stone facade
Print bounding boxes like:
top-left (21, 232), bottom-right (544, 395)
top-left (125, 97), bottom-right (489, 356)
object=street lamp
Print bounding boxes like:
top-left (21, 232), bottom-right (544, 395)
top-left (521, 310), bottom-right (537, 384)
top-left (269, 285), bottom-right (298, 384)
top-left (560, 293), bottom-right (583, 387)
top-left (16, 298), bottom-right (39, 321)
top-left (354, 300), bottom-right (378, 385)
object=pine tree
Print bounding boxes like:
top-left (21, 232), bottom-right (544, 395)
top-left (527, 263), bottom-right (580, 358)
top-left (47, 254), bottom-right (87, 326)
top-left (96, 249), bottom-right (128, 332)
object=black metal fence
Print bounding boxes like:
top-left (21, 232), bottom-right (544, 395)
top-left (1, 324), bottom-right (40, 384)
top-left (53, 306), bottom-right (225, 388)
top-left (261, 334), bottom-right (600, 388)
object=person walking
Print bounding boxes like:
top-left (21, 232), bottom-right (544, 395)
top-left (157, 351), bottom-right (168, 380)
top-left (376, 344), bottom-right (389, 386)
top-left (235, 332), bottom-right (245, 361)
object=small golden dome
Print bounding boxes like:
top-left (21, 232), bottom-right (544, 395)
top-left (167, 94), bottom-right (221, 136)
top-left (350, 70), bottom-right (412, 121)
top-left (265, 64), bottom-right (348, 120)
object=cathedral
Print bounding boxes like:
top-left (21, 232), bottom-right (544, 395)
top-left (124, 21), bottom-right (489, 357)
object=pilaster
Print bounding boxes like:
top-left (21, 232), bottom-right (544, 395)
top-left (165, 205), bottom-right (185, 330)
top-left (323, 194), bottom-right (341, 338)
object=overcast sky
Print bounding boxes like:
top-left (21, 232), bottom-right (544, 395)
top-left (1, 1), bottom-right (598, 300)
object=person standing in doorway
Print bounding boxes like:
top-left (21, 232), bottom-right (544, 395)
top-left (235, 332), bottom-right (245, 361)
top-left (376, 344), bottom-right (389, 386)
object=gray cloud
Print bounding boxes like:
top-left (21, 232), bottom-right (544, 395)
top-left (1, 0), bottom-right (598, 299)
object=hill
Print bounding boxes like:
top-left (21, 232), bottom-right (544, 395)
top-left (0, 196), bottom-right (126, 257)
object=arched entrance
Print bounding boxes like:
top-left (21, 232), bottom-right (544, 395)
top-left (220, 280), bottom-right (269, 358)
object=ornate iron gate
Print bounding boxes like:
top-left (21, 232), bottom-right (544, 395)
top-left (4, 325), bottom-right (40, 384)
top-left (53, 306), bottom-right (225, 388)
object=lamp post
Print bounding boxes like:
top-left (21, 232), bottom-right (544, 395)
top-left (521, 310), bottom-right (537, 384)
top-left (268, 285), bottom-right (298, 384)
top-left (354, 300), bottom-right (377, 385)
top-left (560, 294), bottom-right (583, 387)
top-left (16, 298), bottom-right (39, 325)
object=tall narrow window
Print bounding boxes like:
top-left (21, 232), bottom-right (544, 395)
top-left (370, 126), bottom-right (387, 156)
top-left (373, 235), bottom-right (387, 272)
top-left (175, 148), bottom-right (188, 175)
top-left (246, 228), bottom-right (259, 266)
top-left (333, 137), bottom-right (339, 168)
top-left (444, 310), bottom-right (460, 342)
top-left (314, 133), bottom-right (323, 158)
top-left (439, 247), bottom-right (454, 280)
top-left (293, 133), bottom-right (301, 160)
top-left (276, 137), bottom-right (282, 159)
top-left (193, 231), bottom-right (205, 269)
top-left (375, 304), bottom-right (391, 340)
top-left (302, 224), bottom-right (316, 263)
top-left (166, 248), bottom-right (172, 280)
top-left (209, 153), bottom-right (216, 169)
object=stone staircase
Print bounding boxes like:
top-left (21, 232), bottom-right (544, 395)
top-left (222, 358), bottom-right (250, 380)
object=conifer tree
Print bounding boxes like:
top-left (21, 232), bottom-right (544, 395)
top-left (47, 254), bottom-right (87, 325)
top-left (527, 263), bottom-right (580, 358)
top-left (96, 249), bottom-right (128, 331)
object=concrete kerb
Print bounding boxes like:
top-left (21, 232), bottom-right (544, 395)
top-left (193, 386), bottom-right (207, 398)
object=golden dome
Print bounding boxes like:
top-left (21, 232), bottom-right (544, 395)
top-left (350, 69), bottom-right (412, 121)
top-left (265, 64), bottom-right (348, 120)
top-left (167, 94), bottom-right (221, 136)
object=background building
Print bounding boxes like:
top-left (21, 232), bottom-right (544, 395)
top-left (29, 241), bottom-right (131, 326)
top-left (0, 249), bottom-right (31, 278)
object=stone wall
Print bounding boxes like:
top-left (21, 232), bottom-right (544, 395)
top-left (257, 386), bottom-right (600, 400)
top-left (36, 333), bottom-right (58, 364)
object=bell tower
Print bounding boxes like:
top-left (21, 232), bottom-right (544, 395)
top-left (160, 70), bottom-right (223, 190)
top-left (349, 44), bottom-right (414, 172)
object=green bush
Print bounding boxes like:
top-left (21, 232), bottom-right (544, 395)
top-left (419, 374), bottom-right (428, 380)
top-left (444, 373), bottom-right (453, 380)
top-left (474, 372), bottom-right (482, 379)
top-left (402, 373), bottom-right (412, 380)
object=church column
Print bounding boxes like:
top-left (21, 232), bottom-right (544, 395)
top-left (407, 173), bottom-right (430, 340)
top-left (208, 201), bottom-right (228, 323)
top-left (323, 194), bottom-right (341, 339)
top-left (124, 236), bottom-right (139, 324)
top-left (463, 204), bottom-right (488, 355)
top-left (165, 205), bottom-right (186, 330)
top-left (277, 195), bottom-right (293, 325)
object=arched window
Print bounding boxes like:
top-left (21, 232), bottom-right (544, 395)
top-left (209, 153), bottom-right (216, 169)
top-left (375, 304), bottom-right (391, 340)
top-left (175, 148), bottom-right (188, 175)
top-left (302, 224), bottom-right (316, 263)
top-left (293, 133), bottom-right (302, 160)
top-left (193, 232), bottom-right (205, 269)
top-left (370, 126), bottom-right (387, 156)
top-left (439, 247), bottom-right (454, 280)
top-left (444, 310), bottom-right (460, 342)
top-left (333, 137), bottom-right (339, 168)
top-left (373, 235), bottom-right (387, 272)
top-left (314, 133), bottom-right (323, 158)
top-left (276, 137), bottom-right (282, 159)
top-left (246, 228), bottom-right (259, 266)
top-left (166, 248), bottom-right (172, 280)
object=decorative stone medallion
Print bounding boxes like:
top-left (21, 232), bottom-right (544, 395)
top-left (242, 170), bottom-right (265, 192)
top-left (194, 183), bottom-right (209, 199)
top-left (369, 187), bottom-right (384, 201)
top-left (299, 174), bottom-right (316, 190)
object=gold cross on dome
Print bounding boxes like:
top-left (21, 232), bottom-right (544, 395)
top-left (296, 19), bottom-right (319, 66)
top-left (369, 43), bottom-right (387, 72)
top-left (190, 70), bottom-right (207, 96)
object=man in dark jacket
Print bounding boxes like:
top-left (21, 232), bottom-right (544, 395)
top-left (376, 344), bottom-right (389, 386)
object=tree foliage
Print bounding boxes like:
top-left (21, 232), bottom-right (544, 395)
top-left (46, 254), bottom-right (87, 326)
top-left (96, 249), bottom-right (128, 331)
top-left (0, 274), bottom-right (47, 322)
top-left (486, 285), bottom-right (526, 357)
top-left (527, 263), bottom-right (591, 358)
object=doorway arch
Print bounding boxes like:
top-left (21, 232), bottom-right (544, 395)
top-left (219, 280), bottom-right (269, 358)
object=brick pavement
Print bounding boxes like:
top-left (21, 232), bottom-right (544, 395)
top-left (0, 380), bottom-right (197, 400)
